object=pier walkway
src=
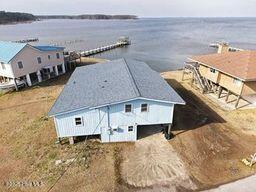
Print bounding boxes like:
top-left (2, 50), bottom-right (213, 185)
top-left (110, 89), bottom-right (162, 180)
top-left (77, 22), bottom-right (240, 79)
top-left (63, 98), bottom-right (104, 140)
top-left (80, 41), bottom-right (130, 57)
top-left (66, 37), bottom-right (131, 63)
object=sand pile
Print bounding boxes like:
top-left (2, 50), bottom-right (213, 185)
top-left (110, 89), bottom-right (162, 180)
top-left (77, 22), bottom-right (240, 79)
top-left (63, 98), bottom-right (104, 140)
top-left (121, 133), bottom-right (197, 191)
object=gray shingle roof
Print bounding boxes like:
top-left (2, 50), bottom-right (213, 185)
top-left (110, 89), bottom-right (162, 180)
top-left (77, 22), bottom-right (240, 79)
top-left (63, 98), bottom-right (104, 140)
top-left (48, 59), bottom-right (185, 116)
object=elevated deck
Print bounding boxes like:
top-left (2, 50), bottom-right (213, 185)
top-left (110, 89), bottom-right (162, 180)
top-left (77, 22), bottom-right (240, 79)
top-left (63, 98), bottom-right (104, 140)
top-left (0, 79), bottom-right (26, 90)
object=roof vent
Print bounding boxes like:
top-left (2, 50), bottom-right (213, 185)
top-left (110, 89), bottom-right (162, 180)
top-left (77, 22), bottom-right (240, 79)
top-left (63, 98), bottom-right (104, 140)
top-left (104, 80), bottom-right (107, 83)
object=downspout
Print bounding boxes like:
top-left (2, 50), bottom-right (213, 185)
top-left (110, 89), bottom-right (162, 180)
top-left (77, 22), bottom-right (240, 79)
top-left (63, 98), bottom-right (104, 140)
top-left (107, 106), bottom-right (110, 128)
top-left (107, 106), bottom-right (111, 142)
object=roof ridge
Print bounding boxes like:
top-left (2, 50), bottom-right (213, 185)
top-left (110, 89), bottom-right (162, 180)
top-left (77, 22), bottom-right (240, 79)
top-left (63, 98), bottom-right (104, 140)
top-left (122, 58), bottom-right (141, 97)
top-left (48, 58), bottom-right (185, 116)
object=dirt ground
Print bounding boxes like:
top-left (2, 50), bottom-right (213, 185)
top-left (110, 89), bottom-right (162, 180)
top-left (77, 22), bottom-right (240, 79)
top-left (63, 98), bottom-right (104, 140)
top-left (162, 70), bottom-right (256, 190)
top-left (75, 56), bottom-right (108, 65)
top-left (0, 59), bottom-right (122, 192)
top-left (0, 67), bottom-right (256, 192)
top-left (0, 72), bottom-right (132, 192)
top-left (121, 126), bottom-right (197, 191)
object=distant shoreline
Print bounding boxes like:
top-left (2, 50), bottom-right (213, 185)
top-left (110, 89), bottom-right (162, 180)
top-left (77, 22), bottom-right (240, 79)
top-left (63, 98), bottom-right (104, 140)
top-left (0, 11), bottom-right (138, 25)
top-left (0, 11), bottom-right (37, 25)
top-left (37, 14), bottom-right (138, 20)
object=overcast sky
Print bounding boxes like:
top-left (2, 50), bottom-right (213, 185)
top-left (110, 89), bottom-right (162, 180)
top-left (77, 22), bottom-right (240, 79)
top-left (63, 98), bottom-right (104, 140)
top-left (1, 0), bottom-right (256, 17)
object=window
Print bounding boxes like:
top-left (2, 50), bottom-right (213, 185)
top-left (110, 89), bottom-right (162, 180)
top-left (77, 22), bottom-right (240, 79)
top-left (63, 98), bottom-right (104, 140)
top-left (17, 61), bottom-right (23, 69)
top-left (125, 104), bottom-right (132, 113)
top-left (75, 117), bottom-right (83, 126)
top-left (233, 78), bottom-right (242, 86)
top-left (56, 53), bottom-right (60, 59)
top-left (1, 63), bottom-right (5, 70)
top-left (141, 103), bottom-right (148, 112)
top-left (210, 68), bottom-right (216, 73)
top-left (128, 126), bottom-right (134, 132)
top-left (48, 55), bottom-right (51, 60)
top-left (37, 57), bottom-right (42, 64)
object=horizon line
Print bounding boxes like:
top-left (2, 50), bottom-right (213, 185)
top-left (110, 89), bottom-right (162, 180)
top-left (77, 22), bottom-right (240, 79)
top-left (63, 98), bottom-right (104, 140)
top-left (3, 11), bottom-right (256, 18)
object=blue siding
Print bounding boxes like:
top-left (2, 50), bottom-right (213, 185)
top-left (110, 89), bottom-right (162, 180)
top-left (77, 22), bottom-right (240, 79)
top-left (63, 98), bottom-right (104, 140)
top-left (108, 99), bottom-right (174, 126)
top-left (55, 108), bottom-right (102, 137)
top-left (54, 99), bottom-right (174, 142)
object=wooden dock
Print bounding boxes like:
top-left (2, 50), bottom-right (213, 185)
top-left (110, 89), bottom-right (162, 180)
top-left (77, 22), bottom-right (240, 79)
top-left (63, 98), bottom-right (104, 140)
top-left (15, 38), bottom-right (39, 43)
top-left (64, 37), bottom-right (131, 71)
top-left (80, 41), bottom-right (129, 57)
top-left (66, 37), bottom-right (131, 63)
top-left (209, 42), bottom-right (244, 52)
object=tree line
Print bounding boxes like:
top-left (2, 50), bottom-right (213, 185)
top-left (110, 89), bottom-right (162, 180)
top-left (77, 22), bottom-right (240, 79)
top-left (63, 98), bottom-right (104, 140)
top-left (0, 11), bottom-right (37, 24)
top-left (37, 14), bottom-right (138, 20)
top-left (0, 11), bottom-right (138, 24)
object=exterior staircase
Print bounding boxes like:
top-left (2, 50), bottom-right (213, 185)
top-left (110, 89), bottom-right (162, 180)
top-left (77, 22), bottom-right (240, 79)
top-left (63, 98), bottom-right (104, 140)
top-left (183, 61), bottom-right (211, 93)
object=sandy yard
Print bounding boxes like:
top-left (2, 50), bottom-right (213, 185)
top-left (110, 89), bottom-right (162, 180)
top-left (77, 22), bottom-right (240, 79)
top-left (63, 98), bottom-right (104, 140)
top-left (75, 56), bottom-right (108, 65)
top-left (0, 65), bottom-right (256, 192)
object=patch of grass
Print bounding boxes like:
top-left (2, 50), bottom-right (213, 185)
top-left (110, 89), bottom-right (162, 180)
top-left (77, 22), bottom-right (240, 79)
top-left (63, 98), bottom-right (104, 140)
top-left (48, 151), bottom-right (58, 160)
top-left (77, 141), bottom-right (104, 169)
top-left (10, 115), bottom-right (54, 160)
top-left (113, 145), bottom-right (123, 185)
top-left (40, 115), bottom-right (49, 121)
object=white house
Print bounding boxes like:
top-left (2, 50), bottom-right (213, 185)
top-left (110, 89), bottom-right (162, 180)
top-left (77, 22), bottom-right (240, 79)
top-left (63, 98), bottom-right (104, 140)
top-left (48, 59), bottom-right (185, 144)
top-left (0, 41), bottom-right (65, 90)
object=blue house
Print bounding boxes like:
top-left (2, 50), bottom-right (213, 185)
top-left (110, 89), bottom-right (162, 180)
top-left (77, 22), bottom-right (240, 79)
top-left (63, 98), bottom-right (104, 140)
top-left (48, 59), bottom-right (185, 144)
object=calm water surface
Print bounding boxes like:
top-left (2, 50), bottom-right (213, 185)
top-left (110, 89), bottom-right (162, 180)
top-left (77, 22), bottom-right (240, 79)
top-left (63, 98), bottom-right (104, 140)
top-left (1, 18), bottom-right (256, 72)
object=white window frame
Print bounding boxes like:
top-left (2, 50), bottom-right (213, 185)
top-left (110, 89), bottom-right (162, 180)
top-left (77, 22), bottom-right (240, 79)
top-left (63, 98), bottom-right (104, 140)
top-left (17, 61), bottom-right (23, 69)
top-left (124, 104), bottom-right (132, 113)
top-left (128, 126), bottom-right (134, 132)
top-left (74, 116), bottom-right (83, 126)
top-left (233, 78), bottom-right (242, 86)
top-left (210, 68), bottom-right (216, 73)
top-left (141, 103), bottom-right (148, 112)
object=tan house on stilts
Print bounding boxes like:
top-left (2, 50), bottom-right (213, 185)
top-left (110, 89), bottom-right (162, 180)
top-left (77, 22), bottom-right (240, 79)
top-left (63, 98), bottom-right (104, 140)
top-left (184, 44), bottom-right (256, 108)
